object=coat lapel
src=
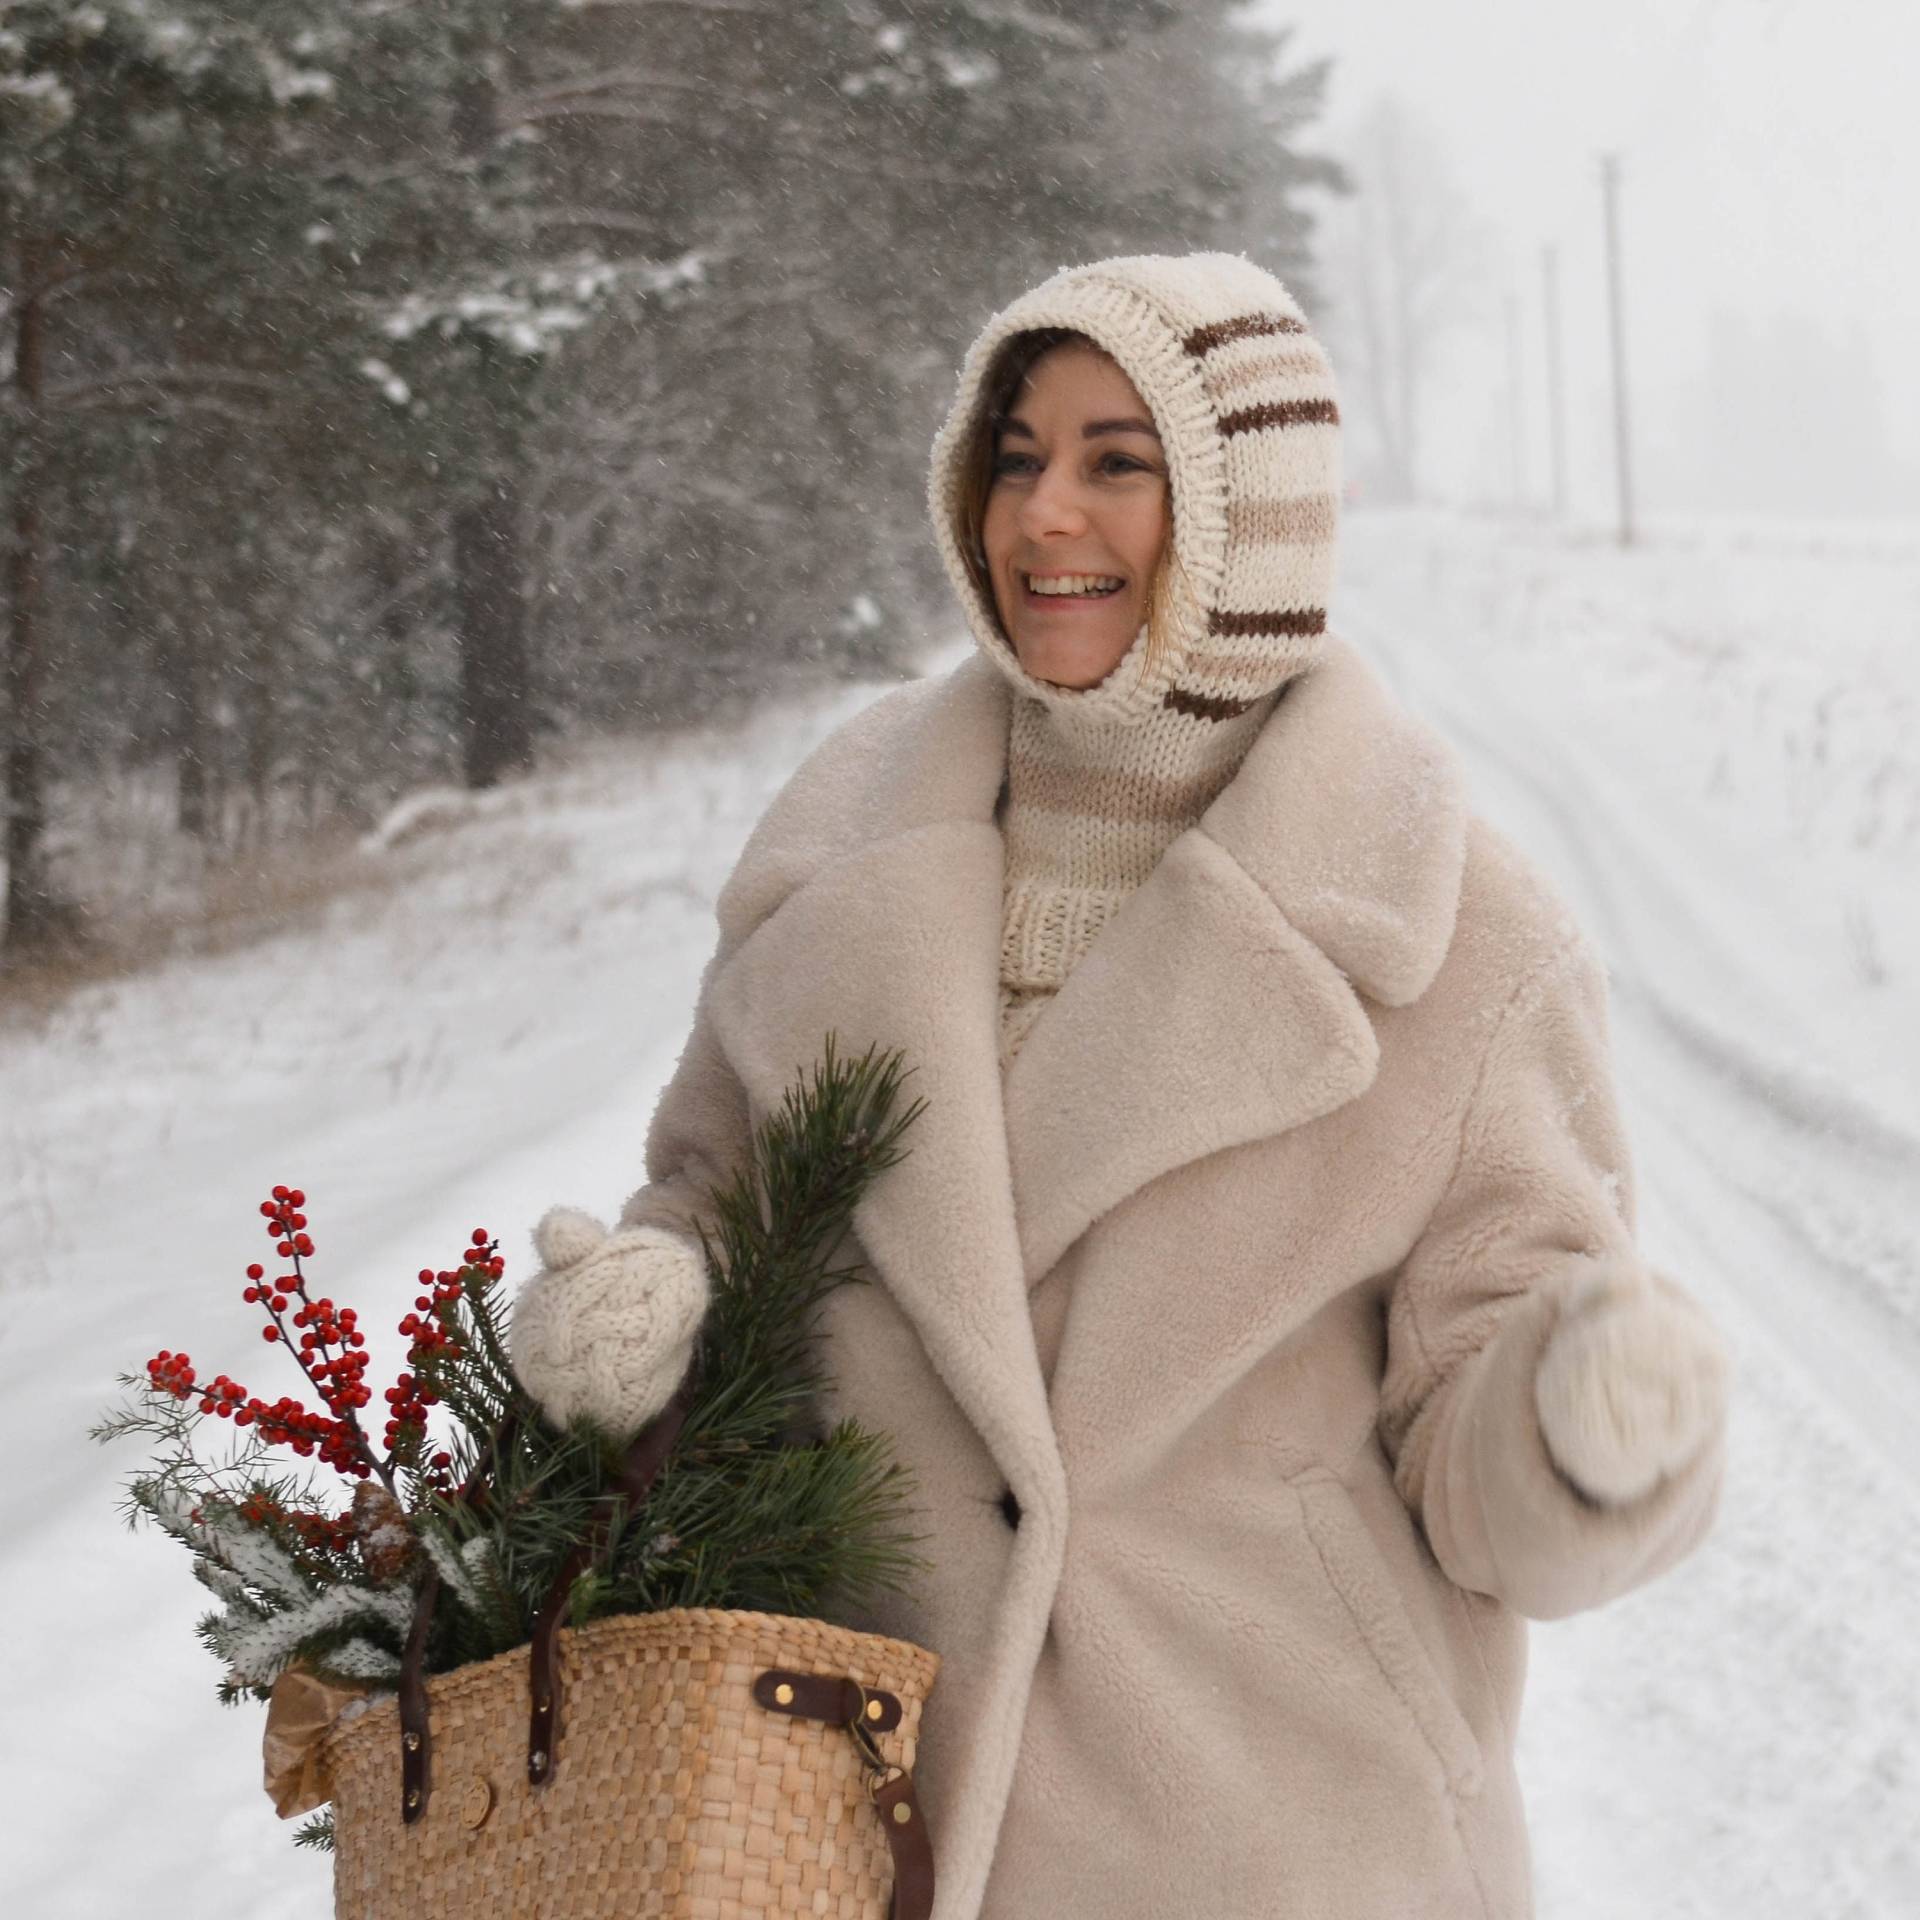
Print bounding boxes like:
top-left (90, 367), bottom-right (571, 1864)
top-left (701, 656), bottom-right (1065, 1514)
top-left (1003, 636), bottom-right (1471, 1291)
top-left (701, 637), bottom-right (1469, 1491)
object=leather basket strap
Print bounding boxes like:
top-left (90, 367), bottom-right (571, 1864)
top-left (527, 1359), bottom-right (705, 1783)
top-left (396, 1567), bottom-right (439, 1823)
top-left (397, 1414), bottom-right (520, 1825)
top-left (395, 1347), bottom-right (703, 1818)
top-left (751, 1667), bottom-right (934, 1920)
top-left (872, 1767), bottom-right (935, 1920)
top-left (751, 1669), bottom-right (904, 1732)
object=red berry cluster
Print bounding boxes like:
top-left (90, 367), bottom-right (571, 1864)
top-left (292, 1509), bottom-right (359, 1554)
top-left (149, 1351), bottom-right (198, 1398)
top-left (142, 1188), bottom-right (504, 1507)
top-left (388, 1229), bottom-right (505, 1493)
top-left (210, 1492), bottom-right (357, 1559)
top-left (144, 1351), bottom-right (358, 1470)
top-left (147, 1186), bottom-right (376, 1480)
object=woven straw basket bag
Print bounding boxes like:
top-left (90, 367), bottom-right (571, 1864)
top-left (316, 1370), bottom-right (942, 1920)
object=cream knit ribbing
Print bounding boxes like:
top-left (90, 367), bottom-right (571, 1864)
top-left (994, 680), bottom-right (1285, 1066)
top-left (925, 254), bottom-right (1346, 1071)
top-left (1000, 675), bottom-right (1284, 984)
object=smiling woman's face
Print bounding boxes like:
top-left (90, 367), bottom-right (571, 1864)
top-left (982, 341), bottom-right (1171, 691)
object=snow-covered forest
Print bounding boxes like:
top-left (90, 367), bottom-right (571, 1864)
top-left (0, 0), bottom-right (1337, 964)
top-left (4, 2), bottom-right (1917, 1916)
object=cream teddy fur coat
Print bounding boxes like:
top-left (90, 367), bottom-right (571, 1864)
top-left (514, 254), bottom-right (1729, 1919)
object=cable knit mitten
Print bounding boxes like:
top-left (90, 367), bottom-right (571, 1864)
top-left (1534, 1267), bottom-right (1730, 1508)
top-left (508, 1206), bottom-right (711, 1443)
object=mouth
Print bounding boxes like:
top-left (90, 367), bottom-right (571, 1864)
top-left (1018, 570), bottom-right (1127, 610)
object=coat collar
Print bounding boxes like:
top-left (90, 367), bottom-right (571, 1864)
top-left (703, 637), bottom-right (1469, 1498)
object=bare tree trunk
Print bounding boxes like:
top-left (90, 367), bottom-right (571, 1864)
top-left (4, 236), bottom-right (68, 955)
top-left (450, 52), bottom-right (534, 792)
top-left (455, 474), bottom-right (533, 789)
top-left (171, 612), bottom-right (213, 842)
top-left (176, 730), bottom-right (209, 841)
top-left (368, 520), bottom-right (423, 717)
top-left (1323, 95), bottom-right (1489, 508)
top-left (1350, 197), bottom-right (1413, 503)
top-left (237, 606), bottom-right (273, 852)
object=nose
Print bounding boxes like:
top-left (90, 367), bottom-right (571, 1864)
top-left (1016, 457), bottom-right (1091, 541)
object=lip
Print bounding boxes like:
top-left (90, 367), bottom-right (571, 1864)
top-left (1018, 571), bottom-right (1127, 612)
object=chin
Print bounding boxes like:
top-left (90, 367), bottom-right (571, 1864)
top-left (1013, 628), bottom-right (1136, 691)
top-left (1041, 662), bottom-right (1115, 690)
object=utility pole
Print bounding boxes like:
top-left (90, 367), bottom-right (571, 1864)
top-left (1599, 152), bottom-right (1636, 547)
top-left (1541, 243), bottom-right (1568, 519)
top-left (1505, 291), bottom-right (1527, 513)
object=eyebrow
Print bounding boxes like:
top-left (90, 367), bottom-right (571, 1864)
top-left (993, 414), bottom-right (1162, 442)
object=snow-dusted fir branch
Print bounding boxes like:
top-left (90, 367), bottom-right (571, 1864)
top-left (417, 1523), bottom-right (484, 1610)
top-left (319, 1638), bottom-right (404, 1684)
top-left (219, 1584), bottom-right (414, 1691)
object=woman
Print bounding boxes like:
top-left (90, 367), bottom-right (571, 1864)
top-left (509, 252), bottom-right (1730, 1919)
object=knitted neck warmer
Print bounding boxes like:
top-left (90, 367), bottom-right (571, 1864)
top-left (994, 675), bottom-right (1284, 991)
top-left (926, 253), bottom-right (1345, 999)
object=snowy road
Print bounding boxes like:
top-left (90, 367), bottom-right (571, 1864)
top-left (2, 509), bottom-right (1915, 1916)
top-left (1342, 514), bottom-right (1920, 1916)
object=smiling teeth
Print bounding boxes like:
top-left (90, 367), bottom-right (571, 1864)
top-left (1027, 573), bottom-right (1124, 595)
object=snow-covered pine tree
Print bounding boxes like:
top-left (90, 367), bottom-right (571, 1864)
top-left (0, 0), bottom-right (352, 951)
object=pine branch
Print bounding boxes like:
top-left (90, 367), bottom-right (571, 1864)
top-left (292, 1811), bottom-right (336, 1852)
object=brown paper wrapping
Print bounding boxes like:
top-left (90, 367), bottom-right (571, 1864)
top-left (263, 1666), bottom-right (378, 1817)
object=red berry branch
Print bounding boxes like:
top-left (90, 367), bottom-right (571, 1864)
top-left (143, 1187), bottom-right (505, 1503)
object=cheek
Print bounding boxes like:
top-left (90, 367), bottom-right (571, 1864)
top-left (981, 497), bottom-right (1014, 565)
top-left (1119, 497), bottom-right (1171, 583)
top-left (977, 504), bottom-right (1017, 622)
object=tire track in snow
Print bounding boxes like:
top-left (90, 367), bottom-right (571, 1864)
top-left (1392, 629), bottom-right (1915, 1165)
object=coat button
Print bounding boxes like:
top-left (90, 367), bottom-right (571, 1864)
top-left (998, 1484), bottom-right (1021, 1531)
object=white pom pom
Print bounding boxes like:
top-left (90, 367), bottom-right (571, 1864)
top-left (532, 1205), bottom-right (608, 1273)
top-left (1536, 1271), bottom-right (1728, 1507)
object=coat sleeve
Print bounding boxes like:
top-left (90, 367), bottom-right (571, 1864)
top-left (1376, 928), bottom-right (1728, 1621)
top-left (615, 941), bottom-right (757, 1253)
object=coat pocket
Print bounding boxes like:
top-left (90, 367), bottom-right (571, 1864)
top-left (1287, 1466), bottom-right (1485, 1800)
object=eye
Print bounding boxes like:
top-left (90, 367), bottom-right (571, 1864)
top-left (990, 450), bottom-right (1156, 477)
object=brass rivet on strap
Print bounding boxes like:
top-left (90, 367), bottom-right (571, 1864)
top-left (865, 1699), bottom-right (883, 1721)
top-left (892, 1801), bottom-right (912, 1823)
top-left (403, 1731), bottom-right (421, 1752)
top-left (536, 1695), bottom-right (551, 1713)
top-left (461, 1776), bottom-right (494, 1831)
top-left (774, 1682), bottom-right (794, 1705)
top-left (405, 1787), bottom-right (421, 1811)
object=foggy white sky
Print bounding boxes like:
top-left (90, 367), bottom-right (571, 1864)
top-left (1249, 0), bottom-right (1920, 519)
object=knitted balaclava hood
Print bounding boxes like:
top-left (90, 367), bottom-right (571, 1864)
top-left (925, 251), bottom-right (1343, 1013)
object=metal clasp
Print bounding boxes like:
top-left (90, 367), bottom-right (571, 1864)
top-left (844, 1681), bottom-right (905, 1805)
